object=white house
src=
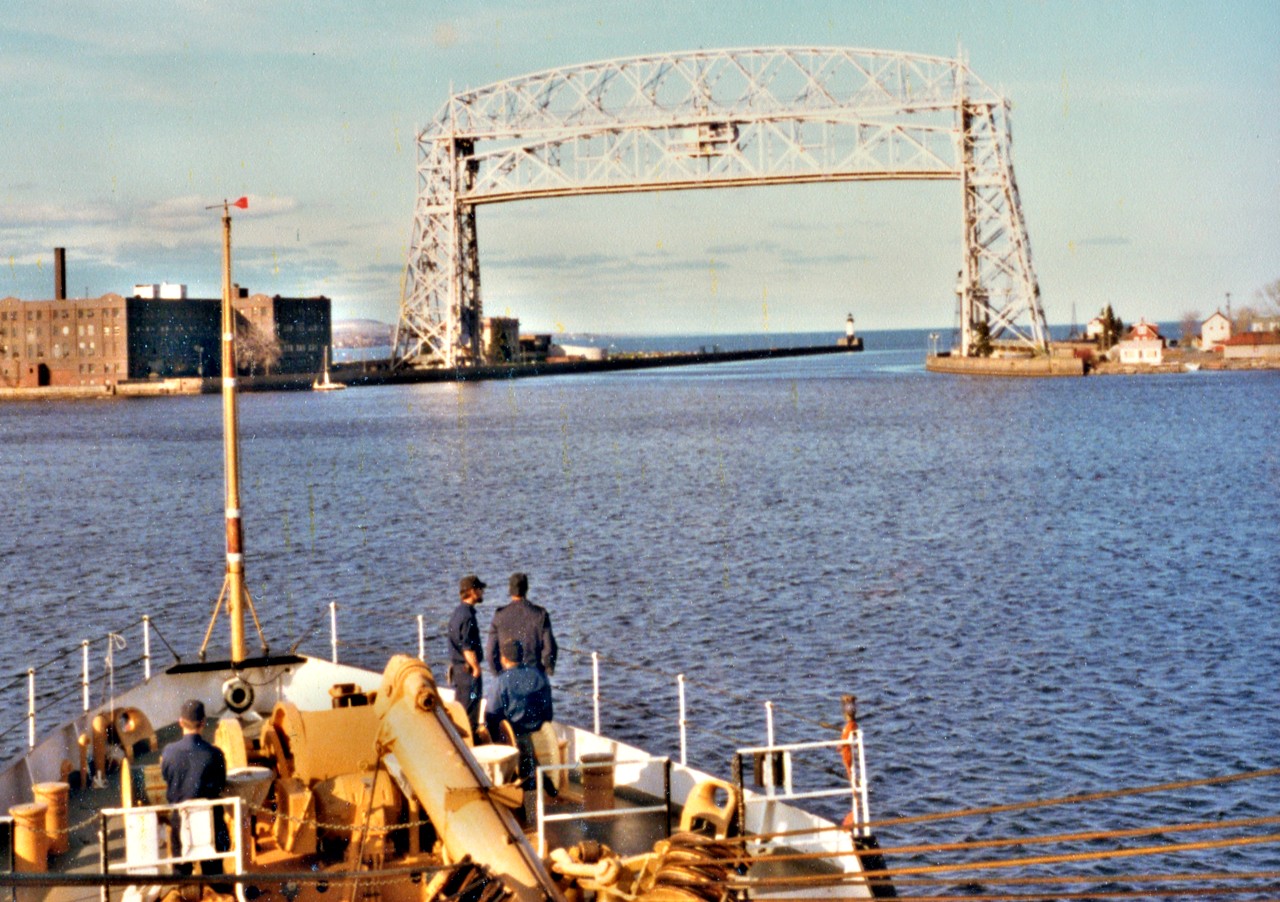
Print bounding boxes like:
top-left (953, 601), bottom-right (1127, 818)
top-left (1113, 319), bottom-right (1164, 365)
top-left (1084, 316), bottom-right (1106, 340)
top-left (1201, 311), bottom-right (1231, 350)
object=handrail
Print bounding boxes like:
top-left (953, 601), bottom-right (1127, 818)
top-left (734, 734), bottom-right (871, 839)
top-left (533, 756), bottom-right (672, 857)
top-left (0, 617), bottom-right (153, 760)
top-left (100, 797), bottom-right (245, 902)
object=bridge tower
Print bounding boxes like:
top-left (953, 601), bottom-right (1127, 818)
top-left (395, 47), bottom-right (1050, 368)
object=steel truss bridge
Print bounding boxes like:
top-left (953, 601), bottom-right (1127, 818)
top-left (395, 46), bottom-right (1050, 368)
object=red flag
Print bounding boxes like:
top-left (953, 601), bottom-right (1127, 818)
top-left (232, 197), bottom-right (249, 209)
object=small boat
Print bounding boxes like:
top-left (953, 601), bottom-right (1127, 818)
top-left (1184, 362), bottom-right (1202, 372)
top-left (312, 347), bottom-right (346, 391)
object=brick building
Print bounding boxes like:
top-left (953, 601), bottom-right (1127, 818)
top-left (0, 290), bottom-right (330, 389)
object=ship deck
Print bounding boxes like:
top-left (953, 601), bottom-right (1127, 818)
top-left (34, 742), bottom-right (871, 901)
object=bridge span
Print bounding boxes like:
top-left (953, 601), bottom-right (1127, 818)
top-left (394, 46), bottom-right (1050, 368)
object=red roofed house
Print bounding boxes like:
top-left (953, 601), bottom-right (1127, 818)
top-left (1220, 331), bottom-right (1280, 361)
top-left (1113, 319), bottom-right (1164, 365)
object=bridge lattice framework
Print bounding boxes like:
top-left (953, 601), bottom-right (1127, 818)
top-left (395, 46), bottom-right (1050, 367)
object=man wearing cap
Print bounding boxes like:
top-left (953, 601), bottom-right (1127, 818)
top-left (160, 699), bottom-right (228, 875)
top-left (447, 574), bottom-right (487, 735)
top-left (486, 572), bottom-right (557, 677)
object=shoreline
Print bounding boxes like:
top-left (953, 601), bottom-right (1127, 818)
top-left (927, 347), bottom-right (1280, 378)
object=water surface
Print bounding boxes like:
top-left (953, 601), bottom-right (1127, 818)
top-left (2, 341), bottom-right (1276, 888)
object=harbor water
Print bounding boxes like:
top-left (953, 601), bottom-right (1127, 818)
top-left (2, 331), bottom-right (1277, 887)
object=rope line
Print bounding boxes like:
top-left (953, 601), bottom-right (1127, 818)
top-left (714, 813), bottom-right (1280, 868)
top-left (815, 831), bottom-right (1280, 881)
top-left (148, 618), bottom-right (182, 663)
top-left (734, 767), bottom-right (1280, 843)
top-left (874, 869), bottom-right (1280, 887)
top-left (759, 886), bottom-right (1280, 901)
top-left (560, 642), bottom-right (841, 731)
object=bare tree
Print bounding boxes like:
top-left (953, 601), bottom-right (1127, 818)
top-left (1259, 279), bottom-right (1280, 317)
top-left (236, 320), bottom-right (282, 375)
top-left (1180, 310), bottom-right (1202, 345)
top-left (1232, 305), bottom-right (1260, 333)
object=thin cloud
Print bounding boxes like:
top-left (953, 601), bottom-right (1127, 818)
top-left (1072, 236), bottom-right (1131, 247)
top-left (139, 195), bottom-right (300, 233)
top-left (0, 202), bottom-right (118, 229)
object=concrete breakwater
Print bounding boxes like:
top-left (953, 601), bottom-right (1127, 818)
top-left (925, 354), bottom-right (1086, 377)
top-left (0, 343), bottom-right (860, 401)
top-left (338, 342), bottom-right (857, 388)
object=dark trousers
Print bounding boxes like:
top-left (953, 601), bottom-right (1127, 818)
top-left (449, 666), bottom-right (482, 735)
top-left (514, 730), bottom-right (558, 799)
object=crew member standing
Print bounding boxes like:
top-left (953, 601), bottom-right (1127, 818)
top-left (447, 574), bottom-right (487, 734)
top-left (160, 699), bottom-right (228, 875)
top-left (487, 572), bottom-right (557, 676)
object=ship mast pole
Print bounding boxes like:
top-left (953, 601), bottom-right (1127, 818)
top-left (219, 203), bottom-right (248, 664)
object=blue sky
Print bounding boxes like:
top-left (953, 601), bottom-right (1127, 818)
top-left (2, 1), bottom-right (1277, 334)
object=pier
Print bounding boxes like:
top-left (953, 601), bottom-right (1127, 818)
top-left (0, 343), bottom-right (861, 400)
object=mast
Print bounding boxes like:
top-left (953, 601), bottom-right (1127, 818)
top-left (200, 197), bottom-right (265, 665)
top-left (220, 205), bottom-right (248, 663)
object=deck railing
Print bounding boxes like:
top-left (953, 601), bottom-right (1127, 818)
top-left (100, 797), bottom-right (245, 902)
top-left (0, 617), bottom-right (156, 764)
top-left (734, 735), bottom-right (871, 839)
top-left (533, 755), bottom-right (672, 857)
top-left (4, 607), bottom-right (870, 839)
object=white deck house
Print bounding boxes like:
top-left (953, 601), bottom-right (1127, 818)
top-left (1201, 311), bottom-right (1232, 350)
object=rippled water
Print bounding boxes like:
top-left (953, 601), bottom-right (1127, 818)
top-left (2, 344), bottom-right (1277, 889)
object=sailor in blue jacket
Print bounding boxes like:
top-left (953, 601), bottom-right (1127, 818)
top-left (486, 638), bottom-right (554, 794)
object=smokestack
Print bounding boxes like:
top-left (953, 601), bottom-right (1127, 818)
top-left (54, 248), bottom-right (66, 300)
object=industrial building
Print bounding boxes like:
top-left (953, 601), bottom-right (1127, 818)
top-left (0, 249), bottom-right (330, 389)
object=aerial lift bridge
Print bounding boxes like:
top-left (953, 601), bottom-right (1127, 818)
top-left (394, 46), bottom-right (1050, 368)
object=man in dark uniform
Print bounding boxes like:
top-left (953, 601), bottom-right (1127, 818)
top-left (447, 573), bottom-right (486, 735)
top-left (160, 699), bottom-right (228, 876)
top-left (486, 572), bottom-right (557, 677)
